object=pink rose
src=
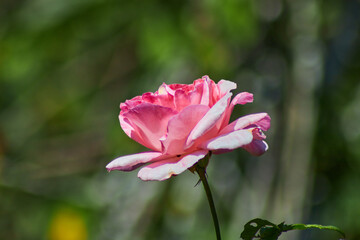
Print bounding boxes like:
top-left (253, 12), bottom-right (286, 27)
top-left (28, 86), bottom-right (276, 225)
top-left (106, 76), bottom-right (270, 181)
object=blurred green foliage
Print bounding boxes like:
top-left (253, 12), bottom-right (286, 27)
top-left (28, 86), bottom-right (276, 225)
top-left (0, 0), bottom-right (359, 239)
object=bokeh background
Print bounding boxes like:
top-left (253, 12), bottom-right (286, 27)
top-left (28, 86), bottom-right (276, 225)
top-left (1, 0), bottom-right (359, 239)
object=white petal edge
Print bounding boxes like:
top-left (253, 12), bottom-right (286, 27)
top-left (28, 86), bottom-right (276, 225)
top-left (106, 152), bottom-right (163, 172)
top-left (137, 150), bottom-right (208, 181)
top-left (220, 112), bottom-right (270, 135)
top-left (200, 129), bottom-right (253, 151)
top-left (217, 80), bottom-right (237, 94)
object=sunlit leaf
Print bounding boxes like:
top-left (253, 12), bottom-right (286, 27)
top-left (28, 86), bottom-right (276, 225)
top-left (240, 218), bottom-right (346, 240)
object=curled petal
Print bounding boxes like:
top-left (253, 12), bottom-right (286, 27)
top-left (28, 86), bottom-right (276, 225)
top-left (138, 150), bottom-right (208, 181)
top-left (106, 152), bottom-right (163, 172)
top-left (220, 113), bottom-right (271, 134)
top-left (200, 75), bottom-right (211, 106)
top-left (217, 80), bottom-right (237, 95)
top-left (158, 83), bottom-right (175, 95)
top-left (200, 129), bottom-right (253, 151)
top-left (219, 92), bottom-right (254, 129)
top-left (231, 92), bottom-right (253, 105)
top-left (251, 127), bottom-right (267, 140)
top-left (243, 140), bottom-right (269, 156)
top-left (186, 92), bottom-right (233, 148)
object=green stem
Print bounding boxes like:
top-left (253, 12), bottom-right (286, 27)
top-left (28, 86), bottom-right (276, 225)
top-left (196, 164), bottom-right (222, 240)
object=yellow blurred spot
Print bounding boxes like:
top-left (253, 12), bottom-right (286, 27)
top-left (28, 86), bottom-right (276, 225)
top-left (48, 208), bottom-right (88, 240)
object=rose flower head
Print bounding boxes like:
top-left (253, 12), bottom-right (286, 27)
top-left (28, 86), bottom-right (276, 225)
top-left (106, 76), bottom-right (270, 181)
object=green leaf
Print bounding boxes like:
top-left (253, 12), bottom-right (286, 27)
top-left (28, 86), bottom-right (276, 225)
top-left (290, 223), bottom-right (346, 238)
top-left (240, 218), bottom-right (281, 240)
top-left (240, 218), bottom-right (346, 240)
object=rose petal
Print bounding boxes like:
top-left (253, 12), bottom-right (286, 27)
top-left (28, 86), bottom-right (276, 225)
top-left (218, 92), bottom-right (254, 130)
top-left (208, 78), bottom-right (219, 106)
top-left (142, 92), bottom-right (175, 109)
top-left (122, 103), bottom-right (178, 151)
top-left (231, 92), bottom-right (253, 105)
top-left (251, 127), bottom-right (267, 140)
top-left (157, 83), bottom-right (174, 95)
top-left (138, 150), bottom-right (208, 181)
top-left (200, 129), bottom-right (253, 151)
top-left (243, 140), bottom-right (269, 156)
top-left (185, 92), bottom-right (233, 148)
top-left (200, 75), bottom-right (211, 106)
top-left (220, 113), bottom-right (271, 134)
top-left (217, 80), bottom-right (237, 96)
top-left (186, 79), bottom-right (204, 105)
top-left (161, 105), bottom-right (209, 155)
top-left (106, 152), bottom-right (164, 172)
top-left (174, 89), bottom-right (191, 111)
top-left (119, 114), bottom-right (149, 148)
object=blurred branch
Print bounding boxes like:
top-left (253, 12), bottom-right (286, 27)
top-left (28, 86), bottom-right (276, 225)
top-left (269, 0), bottom-right (322, 237)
